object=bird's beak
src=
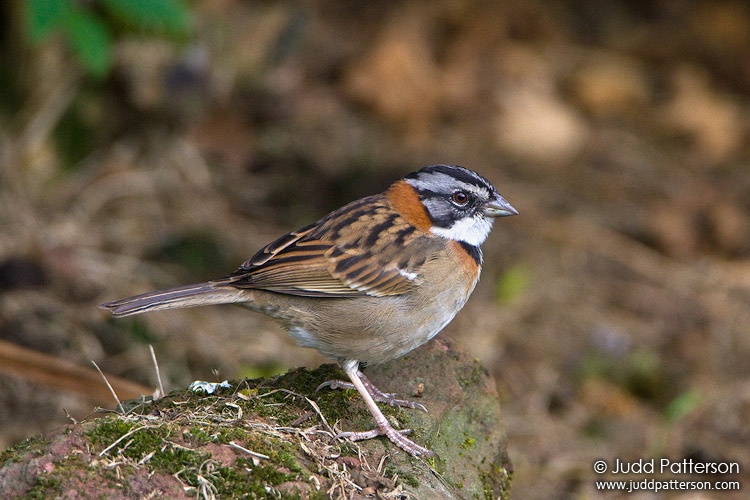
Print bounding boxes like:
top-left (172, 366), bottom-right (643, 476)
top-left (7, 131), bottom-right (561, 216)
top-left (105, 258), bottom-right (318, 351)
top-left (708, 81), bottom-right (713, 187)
top-left (483, 193), bottom-right (519, 217)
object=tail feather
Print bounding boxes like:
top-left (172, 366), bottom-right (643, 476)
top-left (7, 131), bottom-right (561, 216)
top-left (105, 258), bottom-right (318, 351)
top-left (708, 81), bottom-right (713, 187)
top-left (100, 282), bottom-right (246, 318)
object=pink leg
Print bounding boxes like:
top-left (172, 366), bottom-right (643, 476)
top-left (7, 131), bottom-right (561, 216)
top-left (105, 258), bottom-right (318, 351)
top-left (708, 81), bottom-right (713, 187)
top-left (330, 360), bottom-right (435, 457)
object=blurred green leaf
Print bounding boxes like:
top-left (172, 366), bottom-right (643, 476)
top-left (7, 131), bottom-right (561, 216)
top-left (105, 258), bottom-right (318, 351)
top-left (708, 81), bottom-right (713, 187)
top-left (495, 263), bottom-right (531, 303)
top-left (101, 0), bottom-right (193, 36)
top-left (25, 0), bottom-right (193, 80)
top-left (664, 389), bottom-right (702, 423)
top-left (63, 9), bottom-right (113, 79)
top-left (26, 0), bottom-right (73, 41)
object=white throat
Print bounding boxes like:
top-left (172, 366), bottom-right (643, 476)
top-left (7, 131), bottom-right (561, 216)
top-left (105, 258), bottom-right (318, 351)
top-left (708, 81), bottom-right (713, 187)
top-left (430, 216), bottom-right (493, 246)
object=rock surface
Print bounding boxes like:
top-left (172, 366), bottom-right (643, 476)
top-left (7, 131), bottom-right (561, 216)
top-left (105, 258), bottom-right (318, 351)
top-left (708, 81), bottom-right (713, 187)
top-left (0, 337), bottom-right (511, 499)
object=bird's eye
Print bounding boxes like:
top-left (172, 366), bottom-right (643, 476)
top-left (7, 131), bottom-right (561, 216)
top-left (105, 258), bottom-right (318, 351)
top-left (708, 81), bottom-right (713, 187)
top-left (452, 191), bottom-right (470, 206)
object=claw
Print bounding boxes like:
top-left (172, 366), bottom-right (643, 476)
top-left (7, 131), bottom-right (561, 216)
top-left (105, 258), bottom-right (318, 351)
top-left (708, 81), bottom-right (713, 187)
top-left (315, 379), bottom-right (351, 393)
top-left (337, 426), bottom-right (434, 457)
top-left (317, 371), bottom-right (428, 412)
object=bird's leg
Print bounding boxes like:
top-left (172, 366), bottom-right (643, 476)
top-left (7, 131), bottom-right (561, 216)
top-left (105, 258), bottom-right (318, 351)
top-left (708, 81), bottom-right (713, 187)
top-left (331, 360), bottom-right (435, 457)
top-left (317, 369), bottom-right (427, 412)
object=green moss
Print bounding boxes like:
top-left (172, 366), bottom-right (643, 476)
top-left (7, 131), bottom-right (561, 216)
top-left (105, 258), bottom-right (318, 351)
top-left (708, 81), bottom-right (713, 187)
top-left (26, 474), bottom-right (63, 499)
top-left (185, 425), bottom-right (214, 445)
top-left (461, 437), bottom-right (476, 450)
top-left (86, 417), bottom-right (133, 446)
top-left (25, 455), bottom-right (86, 499)
top-left (234, 433), bottom-right (303, 474)
top-left (177, 457), bottom-right (299, 498)
top-left (100, 462), bottom-right (138, 490)
top-left (1, 356), bottom-right (511, 498)
top-left (397, 469), bottom-right (420, 488)
top-left (307, 490), bottom-right (331, 500)
top-left (275, 447), bottom-right (303, 473)
top-left (200, 454), bottom-right (308, 498)
top-left (480, 462), bottom-right (513, 500)
top-left (208, 460), bottom-right (260, 497)
top-left (87, 416), bottom-right (207, 477)
top-left (228, 364), bottom-right (381, 431)
top-left (157, 446), bottom-right (208, 475)
top-left (0, 434), bottom-right (47, 467)
top-left (458, 359), bottom-right (488, 389)
top-left (249, 462), bottom-right (295, 484)
top-left (268, 364), bottom-right (345, 395)
top-left (33, 363), bottom-right (439, 497)
top-left (84, 416), bottom-right (307, 498)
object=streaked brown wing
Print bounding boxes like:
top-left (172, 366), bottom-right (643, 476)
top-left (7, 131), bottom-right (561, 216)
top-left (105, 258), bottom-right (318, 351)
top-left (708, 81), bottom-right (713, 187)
top-left (213, 195), bottom-right (438, 298)
top-left (222, 238), bottom-right (363, 297)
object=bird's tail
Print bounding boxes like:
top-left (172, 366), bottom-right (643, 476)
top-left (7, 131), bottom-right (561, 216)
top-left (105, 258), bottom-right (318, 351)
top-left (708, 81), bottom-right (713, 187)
top-left (100, 282), bottom-right (246, 318)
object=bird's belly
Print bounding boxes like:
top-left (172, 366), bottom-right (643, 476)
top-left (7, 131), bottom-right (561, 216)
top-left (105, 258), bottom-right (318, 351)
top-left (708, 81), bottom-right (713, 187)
top-left (283, 287), bottom-right (473, 364)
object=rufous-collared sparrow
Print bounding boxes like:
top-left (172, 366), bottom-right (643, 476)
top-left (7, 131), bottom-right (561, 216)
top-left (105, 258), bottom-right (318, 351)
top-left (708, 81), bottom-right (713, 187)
top-left (101, 164), bottom-right (518, 456)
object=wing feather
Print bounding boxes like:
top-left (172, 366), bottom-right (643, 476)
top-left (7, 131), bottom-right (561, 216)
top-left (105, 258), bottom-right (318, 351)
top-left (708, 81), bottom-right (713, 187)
top-left (214, 195), bottom-right (438, 297)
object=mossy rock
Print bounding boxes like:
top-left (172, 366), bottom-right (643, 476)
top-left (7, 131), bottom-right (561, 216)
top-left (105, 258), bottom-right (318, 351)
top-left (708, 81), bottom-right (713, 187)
top-left (0, 337), bottom-right (511, 499)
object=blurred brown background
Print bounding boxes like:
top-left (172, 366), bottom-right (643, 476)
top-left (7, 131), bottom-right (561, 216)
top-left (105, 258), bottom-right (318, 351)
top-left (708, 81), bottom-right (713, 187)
top-left (1, 0), bottom-right (749, 497)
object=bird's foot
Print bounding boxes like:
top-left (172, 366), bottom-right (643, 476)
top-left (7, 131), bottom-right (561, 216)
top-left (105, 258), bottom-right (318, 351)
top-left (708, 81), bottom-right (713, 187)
top-left (337, 424), bottom-right (435, 457)
top-left (317, 370), bottom-right (427, 412)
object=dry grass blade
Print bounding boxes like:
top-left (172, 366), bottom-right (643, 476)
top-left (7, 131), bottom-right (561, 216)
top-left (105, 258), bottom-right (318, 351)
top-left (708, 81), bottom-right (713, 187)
top-left (228, 441), bottom-right (269, 464)
top-left (149, 344), bottom-right (165, 398)
top-left (91, 360), bottom-right (124, 414)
